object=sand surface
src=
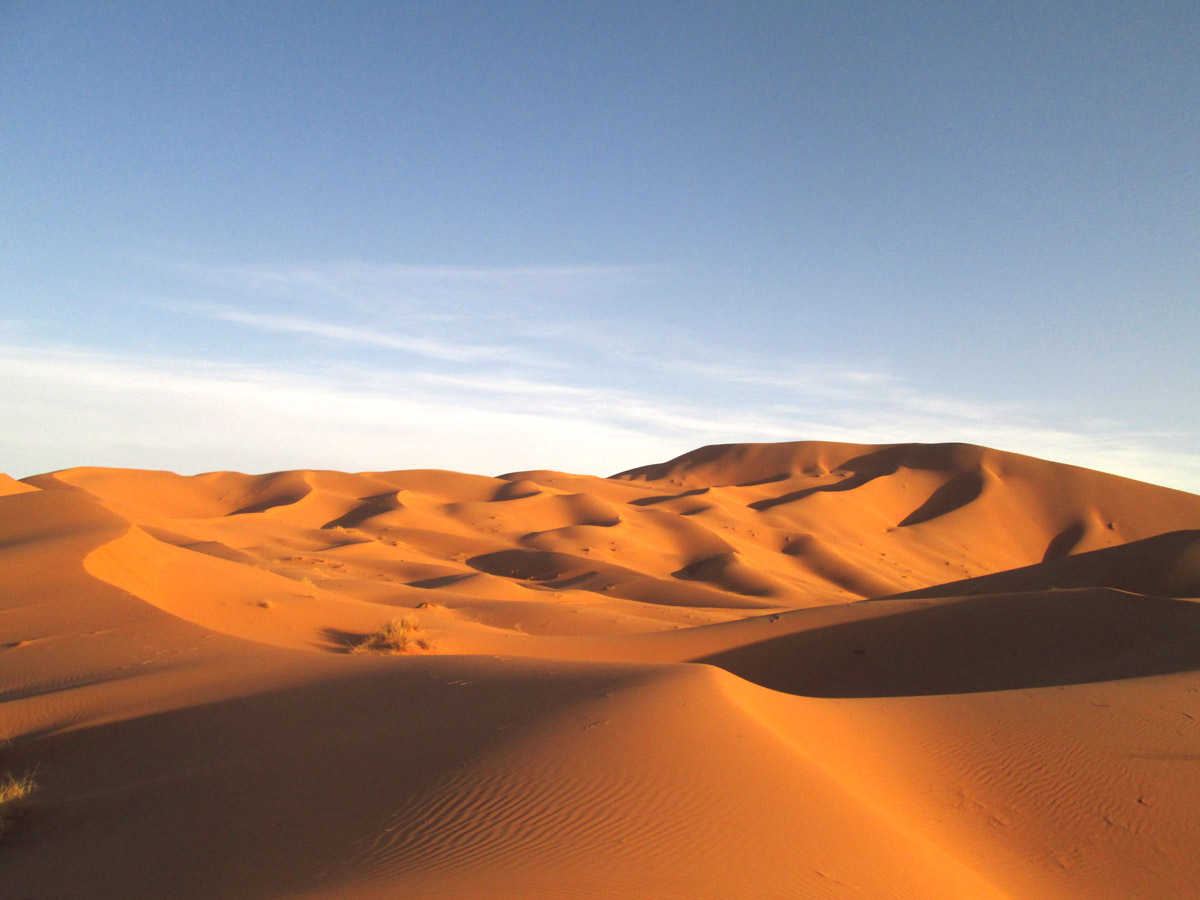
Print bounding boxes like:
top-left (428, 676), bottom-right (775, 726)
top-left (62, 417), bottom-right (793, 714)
top-left (3, 440), bottom-right (1200, 899)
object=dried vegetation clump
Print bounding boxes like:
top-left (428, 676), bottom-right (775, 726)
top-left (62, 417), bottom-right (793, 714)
top-left (0, 771), bottom-right (37, 838)
top-left (351, 617), bottom-right (434, 654)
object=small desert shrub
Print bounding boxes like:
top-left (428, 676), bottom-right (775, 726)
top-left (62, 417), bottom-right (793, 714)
top-left (0, 771), bottom-right (36, 838)
top-left (351, 617), bottom-right (433, 654)
top-left (327, 525), bottom-right (371, 542)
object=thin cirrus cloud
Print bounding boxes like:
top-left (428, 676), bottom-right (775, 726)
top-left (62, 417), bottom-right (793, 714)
top-left (2, 334), bottom-right (1197, 492)
top-left (170, 260), bottom-right (655, 313)
top-left (5, 258), bottom-right (1196, 491)
top-left (189, 307), bottom-right (529, 365)
top-left (164, 259), bottom-right (657, 368)
top-left (0, 341), bottom-right (710, 478)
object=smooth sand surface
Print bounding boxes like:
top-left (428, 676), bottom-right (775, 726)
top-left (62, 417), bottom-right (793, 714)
top-left (3, 440), bottom-right (1200, 899)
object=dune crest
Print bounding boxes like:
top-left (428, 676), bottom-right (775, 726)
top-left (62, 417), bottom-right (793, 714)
top-left (3, 440), bottom-right (1200, 899)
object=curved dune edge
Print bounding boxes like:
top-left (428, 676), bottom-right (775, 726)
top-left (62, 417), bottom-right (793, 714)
top-left (300, 665), bottom-right (1013, 900)
top-left (4, 440), bottom-right (1200, 899)
top-left (81, 525), bottom-right (387, 652)
top-left (0, 473), bottom-right (40, 496)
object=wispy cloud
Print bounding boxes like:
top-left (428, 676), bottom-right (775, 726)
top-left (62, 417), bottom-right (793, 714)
top-left (190, 306), bottom-right (528, 364)
top-left (0, 342), bottom-right (681, 477)
top-left (155, 259), bottom-right (656, 372)
top-left (170, 260), bottom-right (654, 313)
top-left (2, 338), bottom-right (1198, 492)
top-left (6, 257), bottom-right (1196, 492)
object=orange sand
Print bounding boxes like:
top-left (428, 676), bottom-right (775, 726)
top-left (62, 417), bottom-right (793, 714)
top-left (2, 441), bottom-right (1199, 899)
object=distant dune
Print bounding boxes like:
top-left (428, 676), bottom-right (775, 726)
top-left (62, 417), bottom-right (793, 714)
top-left (3, 441), bottom-right (1200, 899)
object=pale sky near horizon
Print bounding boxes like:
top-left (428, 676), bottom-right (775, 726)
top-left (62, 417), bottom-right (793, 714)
top-left (2, 2), bottom-right (1198, 490)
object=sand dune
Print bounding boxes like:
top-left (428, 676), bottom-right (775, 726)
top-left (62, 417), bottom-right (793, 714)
top-left (3, 440), bottom-right (1200, 898)
top-left (894, 528), bottom-right (1200, 599)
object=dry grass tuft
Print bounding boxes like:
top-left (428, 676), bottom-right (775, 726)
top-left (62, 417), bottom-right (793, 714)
top-left (327, 525), bottom-right (372, 543)
top-left (0, 771), bottom-right (37, 838)
top-left (351, 617), bottom-right (434, 655)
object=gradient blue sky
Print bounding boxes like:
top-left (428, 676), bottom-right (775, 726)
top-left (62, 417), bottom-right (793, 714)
top-left (3, 1), bottom-right (1198, 488)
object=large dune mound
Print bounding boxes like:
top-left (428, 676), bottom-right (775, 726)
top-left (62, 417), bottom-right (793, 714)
top-left (3, 440), bottom-right (1200, 899)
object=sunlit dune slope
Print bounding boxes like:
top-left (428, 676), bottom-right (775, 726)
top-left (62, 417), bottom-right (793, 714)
top-left (3, 440), bottom-right (1200, 900)
top-left (21, 439), bottom-right (1200, 648)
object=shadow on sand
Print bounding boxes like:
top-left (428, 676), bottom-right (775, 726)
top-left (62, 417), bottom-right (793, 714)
top-left (698, 588), bottom-right (1200, 697)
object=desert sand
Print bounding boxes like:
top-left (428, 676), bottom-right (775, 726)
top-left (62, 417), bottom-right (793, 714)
top-left (2, 440), bottom-right (1200, 899)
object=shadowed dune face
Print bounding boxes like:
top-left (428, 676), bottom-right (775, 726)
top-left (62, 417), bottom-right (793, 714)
top-left (1, 661), bottom-right (677, 900)
top-left (699, 589), bottom-right (1200, 697)
top-left (4, 440), bottom-right (1200, 900)
top-left (894, 529), bottom-right (1200, 600)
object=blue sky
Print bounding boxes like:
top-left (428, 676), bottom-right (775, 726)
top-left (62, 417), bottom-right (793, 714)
top-left (2, 1), bottom-right (1198, 489)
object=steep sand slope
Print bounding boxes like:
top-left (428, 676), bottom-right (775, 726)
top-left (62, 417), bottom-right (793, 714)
top-left (892, 529), bottom-right (1200, 600)
top-left (3, 441), bottom-right (1200, 899)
